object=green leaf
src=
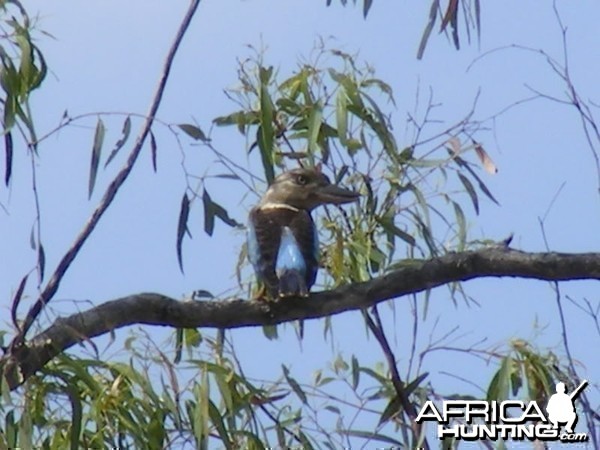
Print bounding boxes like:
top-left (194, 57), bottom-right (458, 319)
top-left (208, 400), bottom-right (232, 450)
top-left (202, 189), bottom-right (242, 237)
top-left (307, 100), bottom-right (323, 157)
top-left (262, 324), bottom-right (278, 340)
top-left (340, 430), bottom-right (404, 446)
top-left (417, 0), bottom-right (439, 59)
top-left (178, 123), bottom-right (208, 142)
top-left (451, 200), bottom-right (466, 251)
top-left (324, 405), bottom-right (341, 415)
top-left (378, 395), bottom-right (402, 425)
top-left (104, 116), bottom-right (131, 168)
top-left (488, 356), bottom-right (512, 402)
top-left (276, 97), bottom-right (301, 115)
top-left (150, 130), bottom-right (157, 172)
top-left (351, 355), bottom-right (360, 390)
top-left (16, 33), bottom-right (33, 94)
top-left (184, 328), bottom-right (202, 348)
top-left (65, 379), bottom-right (83, 450)
top-left (282, 365), bottom-right (307, 404)
top-left (258, 78), bottom-right (275, 184)
top-left (4, 131), bottom-right (12, 185)
top-left (202, 189), bottom-right (216, 236)
top-left (345, 138), bottom-right (362, 155)
top-left (174, 329), bottom-right (184, 364)
top-left (453, 155), bottom-right (500, 205)
top-left (376, 215), bottom-right (416, 247)
top-left (37, 243), bottom-right (45, 283)
top-left (361, 78), bottom-right (395, 105)
top-left (335, 89), bottom-right (348, 145)
top-left (88, 118), bottom-right (105, 199)
top-left (404, 372), bottom-right (429, 396)
top-left (3, 94), bottom-right (16, 131)
top-left (213, 110), bottom-right (259, 134)
top-left (457, 173), bottom-right (479, 214)
top-left (407, 183), bottom-right (431, 227)
top-left (361, 92), bottom-right (397, 158)
top-left (176, 193), bottom-right (191, 273)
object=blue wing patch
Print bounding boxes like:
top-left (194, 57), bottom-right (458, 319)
top-left (276, 226), bottom-right (306, 276)
top-left (246, 218), bottom-right (260, 272)
top-left (312, 221), bottom-right (319, 262)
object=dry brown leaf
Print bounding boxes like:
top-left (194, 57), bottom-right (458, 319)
top-left (474, 141), bottom-right (498, 174)
top-left (447, 136), bottom-right (461, 156)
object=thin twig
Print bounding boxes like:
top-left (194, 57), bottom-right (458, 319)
top-left (14, 0), bottom-right (202, 344)
top-left (363, 305), bottom-right (429, 449)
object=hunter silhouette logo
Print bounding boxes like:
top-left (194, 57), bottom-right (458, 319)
top-left (416, 379), bottom-right (589, 443)
top-left (546, 380), bottom-right (588, 434)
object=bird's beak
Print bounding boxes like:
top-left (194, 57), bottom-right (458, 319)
top-left (315, 184), bottom-right (360, 205)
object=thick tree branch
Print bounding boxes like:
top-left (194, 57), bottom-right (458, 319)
top-left (3, 247), bottom-right (600, 390)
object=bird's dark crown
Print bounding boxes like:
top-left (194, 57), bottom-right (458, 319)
top-left (259, 168), bottom-right (359, 211)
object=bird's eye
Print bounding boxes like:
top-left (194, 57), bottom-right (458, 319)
top-left (295, 174), bottom-right (307, 185)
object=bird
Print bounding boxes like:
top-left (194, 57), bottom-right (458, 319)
top-left (247, 167), bottom-right (359, 299)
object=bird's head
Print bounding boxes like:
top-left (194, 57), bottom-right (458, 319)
top-left (260, 168), bottom-right (360, 211)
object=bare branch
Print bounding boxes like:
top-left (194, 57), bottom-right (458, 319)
top-left (3, 247), bottom-right (600, 390)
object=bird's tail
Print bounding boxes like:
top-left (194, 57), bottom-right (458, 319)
top-left (278, 269), bottom-right (309, 298)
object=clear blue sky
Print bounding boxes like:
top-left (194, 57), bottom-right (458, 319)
top-left (3, 0), bottom-right (599, 446)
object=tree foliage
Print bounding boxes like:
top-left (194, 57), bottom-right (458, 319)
top-left (0, 1), bottom-right (598, 449)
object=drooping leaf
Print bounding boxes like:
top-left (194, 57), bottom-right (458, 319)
top-left (441, 0), bottom-right (459, 49)
top-left (376, 215), bottom-right (416, 247)
top-left (4, 131), bottom-right (12, 186)
top-left (150, 130), bottom-right (157, 172)
top-left (457, 173), bottom-right (479, 214)
top-left (307, 100), bottom-right (323, 157)
top-left (88, 118), bottom-right (105, 199)
top-left (208, 400), bottom-right (232, 450)
top-left (447, 136), bottom-right (461, 156)
top-left (473, 140), bottom-right (498, 174)
top-left (176, 193), bottom-right (191, 273)
top-left (38, 242), bottom-right (45, 282)
top-left (453, 155), bottom-right (500, 206)
top-left (211, 200), bottom-right (241, 227)
top-left (178, 123), bottom-right (208, 142)
top-left (213, 110), bottom-right (259, 134)
top-left (282, 365), bottom-right (308, 404)
top-left (340, 430), bottom-right (404, 446)
top-left (362, 0), bottom-right (373, 18)
top-left (404, 372), bottom-right (429, 397)
top-left (262, 324), bottom-right (278, 340)
top-left (64, 376), bottom-right (84, 450)
top-left (202, 189), bottom-right (215, 237)
top-left (378, 395), bottom-right (402, 425)
top-left (361, 78), bottom-right (395, 105)
top-left (417, 0), bottom-right (440, 59)
top-left (487, 356), bottom-right (512, 402)
top-left (258, 72), bottom-right (275, 184)
top-left (174, 328), bottom-right (184, 364)
top-left (351, 355), bottom-right (360, 390)
top-left (335, 89), bottom-right (348, 145)
top-left (202, 189), bottom-right (241, 237)
top-left (451, 200), bottom-right (466, 251)
top-left (104, 116), bottom-right (131, 168)
top-left (475, 0), bottom-right (481, 43)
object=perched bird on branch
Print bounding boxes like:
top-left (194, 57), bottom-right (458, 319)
top-left (247, 167), bottom-right (359, 299)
